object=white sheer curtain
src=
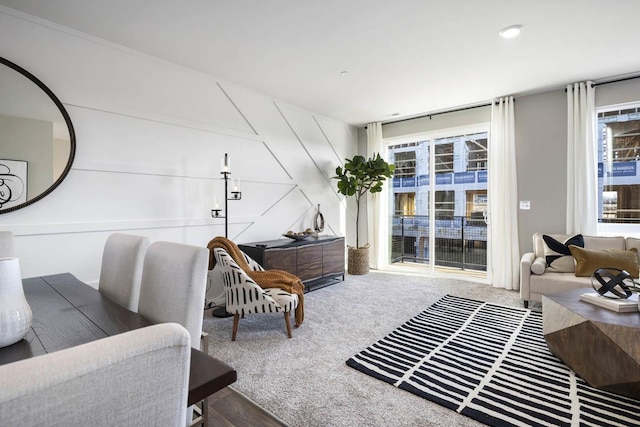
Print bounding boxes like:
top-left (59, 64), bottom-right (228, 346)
top-left (366, 122), bottom-right (388, 270)
top-left (489, 97), bottom-right (520, 290)
top-left (566, 81), bottom-right (597, 235)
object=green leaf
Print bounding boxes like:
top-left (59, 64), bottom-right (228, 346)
top-left (330, 152), bottom-right (395, 243)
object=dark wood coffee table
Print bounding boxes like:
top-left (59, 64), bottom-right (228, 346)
top-left (542, 288), bottom-right (640, 399)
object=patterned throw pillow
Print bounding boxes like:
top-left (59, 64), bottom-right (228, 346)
top-left (542, 234), bottom-right (584, 273)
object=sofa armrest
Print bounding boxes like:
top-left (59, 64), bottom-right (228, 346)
top-left (519, 252), bottom-right (535, 306)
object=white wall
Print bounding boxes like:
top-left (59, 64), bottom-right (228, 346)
top-left (383, 107), bottom-right (491, 139)
top-left (515, 88), bottom-right (568, 254)
top-left (0, 8), bottom-right (357, 284)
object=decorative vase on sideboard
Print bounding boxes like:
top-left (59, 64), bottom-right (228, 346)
top-left (314, 204), bottom-right (325, 232)
top-left (0, 257), bottom-right (32, 348)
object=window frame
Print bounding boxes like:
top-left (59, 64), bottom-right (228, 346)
top-left (385, 122), bottom-right (490, 273)
top-left (596, 101), bottom-right (640, 236)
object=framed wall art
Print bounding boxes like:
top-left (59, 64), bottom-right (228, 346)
top-left (0, 159), bottom-right (27, 209)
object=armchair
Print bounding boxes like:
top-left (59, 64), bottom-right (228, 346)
top-left (212, 247), bottom-right (299, 340)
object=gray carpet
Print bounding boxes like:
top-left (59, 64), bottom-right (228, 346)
top-left (203, 271), bottom-right (530, 427)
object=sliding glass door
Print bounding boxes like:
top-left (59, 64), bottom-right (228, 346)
top-left (388, 126), bottom-right (489, 274)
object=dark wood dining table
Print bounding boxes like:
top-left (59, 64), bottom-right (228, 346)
top-left (0, 273), bottom-right (236, 406)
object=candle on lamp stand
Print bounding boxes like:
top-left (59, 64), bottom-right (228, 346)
top-left (230, 178), bottom-right (242, 200)
top-left (221, 153), bottom-right (230, 174)
top-left (211, 193), bottom-right (222, 217)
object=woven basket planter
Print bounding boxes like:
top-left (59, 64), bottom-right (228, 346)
top-left (347, 245), bottom-right (369, 275)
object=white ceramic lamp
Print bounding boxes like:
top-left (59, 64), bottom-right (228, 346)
top-left (0, 257), bottom-right (32, 348)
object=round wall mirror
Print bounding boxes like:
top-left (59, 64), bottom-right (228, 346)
top-left (0, 56), bottom-right (75, 214)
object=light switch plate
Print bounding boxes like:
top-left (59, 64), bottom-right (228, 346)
top-left (520, 201), bottom-right (531, 210)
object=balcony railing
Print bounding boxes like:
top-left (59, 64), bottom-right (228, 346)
top-left (390, 215), bottom-right (487, 271)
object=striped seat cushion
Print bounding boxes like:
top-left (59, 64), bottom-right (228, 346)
top-left (263, 288), bottom-right (298, 312)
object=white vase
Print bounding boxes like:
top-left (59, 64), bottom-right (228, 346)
top-left (0, 257), bottom-right (32, 348)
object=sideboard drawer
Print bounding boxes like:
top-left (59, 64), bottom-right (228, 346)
top-left (297, 259), bottom-right (323, 282)
top-left (263, 247), bottom-right (296, 272)
top-left (323, 239), bottom-right (345, 276)
top-left (297, 245), bottom-right (322, 265)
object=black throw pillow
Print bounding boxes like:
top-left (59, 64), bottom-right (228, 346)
top-left (542, 234), bottom-right (584, 273)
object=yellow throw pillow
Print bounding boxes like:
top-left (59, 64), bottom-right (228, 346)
top-left (568, 245), bottom-right (639, 278)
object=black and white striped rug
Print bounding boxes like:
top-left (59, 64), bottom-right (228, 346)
top-left (346, 295), bottom-right (640, 426)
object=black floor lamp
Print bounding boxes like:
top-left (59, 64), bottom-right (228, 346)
top-left (210, 153), bottom-right (241, 318)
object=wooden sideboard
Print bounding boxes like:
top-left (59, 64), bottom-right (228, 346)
top-left (239, 235), bottom-right (345, 292)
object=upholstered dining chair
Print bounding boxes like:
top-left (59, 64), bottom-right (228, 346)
top-left (0, 230), bottom-right (15, 257)
top-left (137, 241), bottom-right (209, 427)
top-left (98, 233), bottom-right (151, 312)
top-left (0, 323), bottom-right (191, 426)
top-left (212, 247), bottom-right (299, 340)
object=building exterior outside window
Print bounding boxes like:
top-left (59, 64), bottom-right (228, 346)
top-left (388, 130), bottom-right (488, 272)
top-left (389, 132), bottom-right (488, 219)
top-left (598, 103), bottom-right (640, 225)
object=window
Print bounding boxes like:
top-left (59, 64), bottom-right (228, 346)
top-left (393, 150), bottom-right (416, 177)
top-left (434, 142), bottom-right (454, 173)
top-left (434, 190), bottom-right (454, 219)
top-left (597, 103), bottom-right (640, 224)
top-left (387, 127), bottom-right (489, 273)
top-left (394, 192), bottom-right (415, 215)
top-left (465, 136), bottom-right (488, 172)
top-left (466, 190), bottom-right (487, 220)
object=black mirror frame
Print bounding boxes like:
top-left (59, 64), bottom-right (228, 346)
top-left (0, 56), bottom-right (76, 214)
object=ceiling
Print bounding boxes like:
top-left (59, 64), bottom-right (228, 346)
top-left (2, 0), bottom-right (640, 127)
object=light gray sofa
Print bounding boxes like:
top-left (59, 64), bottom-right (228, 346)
top-left (520, 232), bottom-right (640, 307)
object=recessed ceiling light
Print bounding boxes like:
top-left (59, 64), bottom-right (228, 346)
top-left (339, 70), bottom-right (349, 76)
top-left (499, 24), bottom-right (523, 39)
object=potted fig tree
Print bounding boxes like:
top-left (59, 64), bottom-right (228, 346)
top-left (333, 153), bottom-right (394, 274)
